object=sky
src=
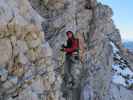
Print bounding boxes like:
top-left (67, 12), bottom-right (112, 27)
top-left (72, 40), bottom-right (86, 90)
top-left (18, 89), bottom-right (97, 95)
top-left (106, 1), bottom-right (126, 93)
top-left (98, 0), bottom-right (133, 41)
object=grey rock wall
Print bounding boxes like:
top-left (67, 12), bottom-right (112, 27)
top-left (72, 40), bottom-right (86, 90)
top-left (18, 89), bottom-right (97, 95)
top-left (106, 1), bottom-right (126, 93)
top-left (0, 0), bottom-right (133, 100)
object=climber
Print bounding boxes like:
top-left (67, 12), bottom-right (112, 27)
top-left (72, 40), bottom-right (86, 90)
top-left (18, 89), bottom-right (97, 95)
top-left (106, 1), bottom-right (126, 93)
top-left (61, 31), bottom-right (79, 56)
top-left (61, 31), bottom-right (79, 88)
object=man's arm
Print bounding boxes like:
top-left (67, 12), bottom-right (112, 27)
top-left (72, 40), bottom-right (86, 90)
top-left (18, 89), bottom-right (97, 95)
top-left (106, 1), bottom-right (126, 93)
top-left (64, 40), bottom-right (78, 53)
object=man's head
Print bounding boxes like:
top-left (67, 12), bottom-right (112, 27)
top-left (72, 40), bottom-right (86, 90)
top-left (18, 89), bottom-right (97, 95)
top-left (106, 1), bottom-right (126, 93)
top-left (66, 31), bottom-right (74, 39)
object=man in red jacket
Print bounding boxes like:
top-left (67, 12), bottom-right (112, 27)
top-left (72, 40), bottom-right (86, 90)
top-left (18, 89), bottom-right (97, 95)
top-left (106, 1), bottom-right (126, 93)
top-left (61, 31), bottom-right (79, 89)
top-left (62, 31), bottom-right (79, 55)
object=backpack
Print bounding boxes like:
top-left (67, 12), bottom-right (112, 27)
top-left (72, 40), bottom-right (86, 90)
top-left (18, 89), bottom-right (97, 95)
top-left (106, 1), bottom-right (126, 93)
top-left (75, 32), bottom-right (87, 62)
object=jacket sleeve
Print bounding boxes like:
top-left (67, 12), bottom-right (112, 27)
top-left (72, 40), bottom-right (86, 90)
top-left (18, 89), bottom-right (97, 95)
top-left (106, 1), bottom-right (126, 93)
top-left (64, 39), bottom-right (78, 53)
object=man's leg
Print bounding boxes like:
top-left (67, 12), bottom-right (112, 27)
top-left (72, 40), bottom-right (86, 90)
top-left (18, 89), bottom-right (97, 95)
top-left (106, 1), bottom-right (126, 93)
top-left (62, 54), bottom-right (72, 97)
top-left (64, 55), bottom-right (72, 84)
top-left (71, 56), bottom-right (82, 88)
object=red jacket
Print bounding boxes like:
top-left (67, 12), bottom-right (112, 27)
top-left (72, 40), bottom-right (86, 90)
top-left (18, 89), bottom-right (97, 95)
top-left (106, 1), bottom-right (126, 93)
top-left (64, 38), bottom-right (79, 55)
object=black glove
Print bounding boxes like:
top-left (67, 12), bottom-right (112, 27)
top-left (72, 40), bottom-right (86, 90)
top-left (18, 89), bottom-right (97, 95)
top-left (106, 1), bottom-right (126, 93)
top-left (61, 44), bottom-right (65, 48)
top-left (60, 48), bottom-right (64, 51)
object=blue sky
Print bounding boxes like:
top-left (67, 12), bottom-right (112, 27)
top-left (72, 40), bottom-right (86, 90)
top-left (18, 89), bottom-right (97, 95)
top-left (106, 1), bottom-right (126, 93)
top-left (98, 0), bottom-right (133, 41)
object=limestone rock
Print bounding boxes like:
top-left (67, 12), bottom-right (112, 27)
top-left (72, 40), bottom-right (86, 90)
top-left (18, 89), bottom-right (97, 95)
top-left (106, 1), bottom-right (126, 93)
top-left (24, 68), bottom-right (34, 81)
top-left (18, 53), bottom-right (29, 65)
top-left (80, 83), bottom-right (93, 100)
top-left (109, 84), bottom-right (133, 100)
top-left (10, 36), bottom-right (19, 56)
top-left (86, 0), bottom-right (97, 8)
top-left (8, 76), bottom-right (18, 85)
top-left (27, 38), bottom-right (42, 48)
top-left (27, 49), bottom-right (37, 61)
top-left (0, 0), bottom-right (133, 100)
top-left (11, 64), bottom-right (24, 77)
top-left (95, 3), bottom-right (113, 19)
top-left (0, 67), bottom-right (8, 81)
top-left (31, 77), bottom-right (44, 94)
top-left (0, 39), bottom-right (12, 66)
top-left (18, 88), bottom-right (39, 100)
top-left (2, 81), bottom-right (13, 90)
top-left (29, 0), bottom-right (115, 100)
top-left (16, 40), bottom-right (28, 53)
top-left (107, 29), bottom-right (122, 46)
top-left (40, 42), bottom-right (53, 57)
top-left (7, 97), bottom-right (14, 100)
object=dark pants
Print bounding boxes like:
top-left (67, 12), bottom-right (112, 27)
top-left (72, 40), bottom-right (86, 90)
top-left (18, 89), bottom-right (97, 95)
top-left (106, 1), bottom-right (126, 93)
top-left (64, 54), bottom-right (74, 83)
top-left (62, 54), bottom-right (82, 100)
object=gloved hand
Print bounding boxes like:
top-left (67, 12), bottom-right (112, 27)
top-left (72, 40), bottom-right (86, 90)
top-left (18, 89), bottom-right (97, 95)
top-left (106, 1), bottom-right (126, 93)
top-left (60, 48), bottom-right (64, 51)
top-left (61, 44), bottom-right (65, 48)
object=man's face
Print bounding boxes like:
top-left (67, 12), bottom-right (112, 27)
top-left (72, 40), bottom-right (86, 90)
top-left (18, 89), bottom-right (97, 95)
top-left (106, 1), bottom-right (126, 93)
top-left (67, 32), bottom-right (73, 39)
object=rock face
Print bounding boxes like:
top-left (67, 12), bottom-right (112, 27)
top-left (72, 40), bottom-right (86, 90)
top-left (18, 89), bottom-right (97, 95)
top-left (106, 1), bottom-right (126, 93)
top-left (0, 39), bottom-right (12, 66)
top-left (0, 0), bottom-right (62, 100)
top-left (30, 0), bottom-right (113, 100)
top-left (0, 0), bottom-right (133, 100)
top-left (30, 0), bottom-right (133, 100)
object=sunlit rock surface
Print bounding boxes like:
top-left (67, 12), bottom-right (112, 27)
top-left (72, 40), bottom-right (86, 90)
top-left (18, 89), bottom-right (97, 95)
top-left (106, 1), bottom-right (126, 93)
top-left (0, 0), bottom-right (62, 100)
top-left (0, 0), bottom-right (133, 100)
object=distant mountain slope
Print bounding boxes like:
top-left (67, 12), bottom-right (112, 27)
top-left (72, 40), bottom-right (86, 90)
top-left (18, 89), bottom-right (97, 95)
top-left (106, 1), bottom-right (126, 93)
top-left (124, 41), bottom-right (133, 50)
